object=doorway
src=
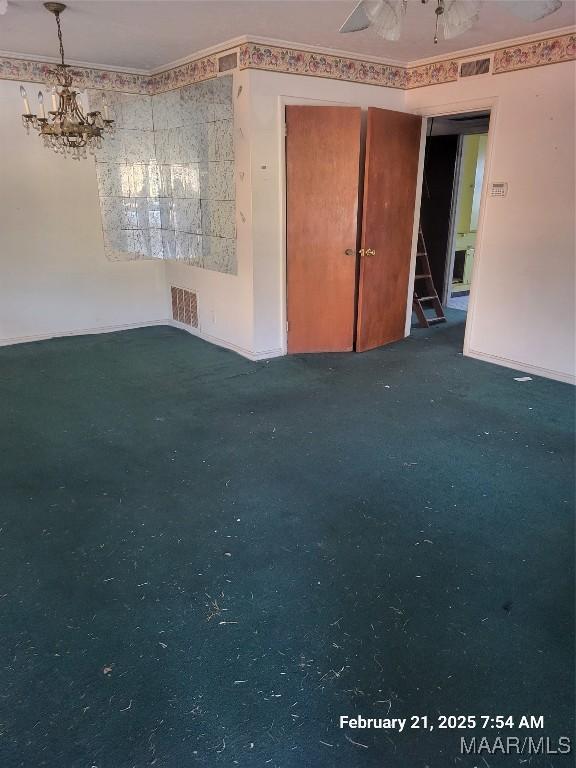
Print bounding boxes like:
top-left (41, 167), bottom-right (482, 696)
top-left (416, 110), bottom-right (491, 328)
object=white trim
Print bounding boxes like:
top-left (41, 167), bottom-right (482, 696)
top-left (410, 96), bottom-right (499, 120)
top-left (466, 348), bottom-right (575, 385)
top-left (2, 321), bottom-right (569, 379)
top-left (0, 49), bottom-right (149, 75)
top-left (0, 318), bottom-right (283, 362)
top-left (147, 39), bottom-right (245, 75)
top-left (443, 134), bottom-right (464, 305)
top-left (408, 25), bottom-right (576, 68)
top-left (408, 95), bottom-right (499, 362)
top-left (404, 118), bottom-right (428, 337)
top-left (462, 99), bottom-right (498, 361)
top-left (3, 24), bottom-right (574, 80)
top-left (241, 35), bottom-right (406, 67)
top-left (0, 319), bottom-right (170, 347)
top-left (279, 97), bottom-right (288, 356)
top-left (169, 320), bottom-right (282, 361)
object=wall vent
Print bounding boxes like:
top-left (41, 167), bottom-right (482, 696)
top-left (218, 52), bottom-right (238, 72)
top-left (459, 58), bottom-right (491, 77)
top-left (171, 286), bottom-right (198, 328)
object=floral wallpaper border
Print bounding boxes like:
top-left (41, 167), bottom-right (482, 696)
top-left (0, 56), bottom-right (154, 93)
top-left (239, 43), bottom-right (408, 88)
top-left (493, 33), bottom-right (575, 74)
top-left (405, 59), bottom-right (459, 89)
top-left (238, 43), bottom-right (461, 89)
top-left (149, 55), bottom-right (218, 93)
top-left (1, 31), bottom-right (574, 95)
top-left (0, 54), bottom-right (218, 94)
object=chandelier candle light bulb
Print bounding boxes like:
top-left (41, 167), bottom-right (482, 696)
top-left (20, 86), bottom-right (31, 115)
top-left (37, 91), bottom-right (45, 119)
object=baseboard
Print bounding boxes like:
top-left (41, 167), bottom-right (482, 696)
top-left (0, 319), bottom-right (170, 347)
top-left (168, 320), bottom-right (284, 361)
top-left (3, 322), bottom-right (568, 380)
top-left (466, 347), bottom-right (575, 385)
top-left (0, 319), bottom-right (285, 362)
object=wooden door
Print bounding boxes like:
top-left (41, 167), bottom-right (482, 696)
top-left (356, 108), bottom-right (422, 352)
top-left (286, 106), bottom-right (361, 353)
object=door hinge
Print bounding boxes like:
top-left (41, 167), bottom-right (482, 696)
top-left (286, 320), bottom-right (289, 332)
top-left (284, 123), bottom-right (287, 137)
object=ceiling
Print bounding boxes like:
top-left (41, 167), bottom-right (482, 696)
top-left (0, 1), bottom-right (574, 71)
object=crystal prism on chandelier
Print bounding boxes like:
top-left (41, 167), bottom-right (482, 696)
top-left (19, 2), bottom-right (114, 159)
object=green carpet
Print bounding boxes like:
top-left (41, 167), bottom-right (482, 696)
top-left (0, 313), bottom-right (573, 767)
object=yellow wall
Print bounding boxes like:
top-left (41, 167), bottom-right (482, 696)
top-left (458, 135), bottom-right (479, 234)
top-left (455, 133), bottom-right (487, 251)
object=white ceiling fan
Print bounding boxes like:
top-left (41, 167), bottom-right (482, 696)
top-left (339, 0), bottom-right (563, 44)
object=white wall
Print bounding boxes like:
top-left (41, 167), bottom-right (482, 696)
top-left (407, 61), bottom-right (576, 383)
top-left (246, 62), bottom-right (575, 382)
top-left (0, 80), bottom-right (169, 345)
top-left (163, 69), bottom-right (259, 358)
top-left (247, 70), bottom-right (405, 357)
top-left (3, 61), bottom-right (574, 383)
top-left (166, 69), bottom-right (406, 359)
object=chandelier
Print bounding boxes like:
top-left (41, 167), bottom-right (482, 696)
top-left (20, 2), bottom-right (114, 159)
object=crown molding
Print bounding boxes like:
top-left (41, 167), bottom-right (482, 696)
top-left (408, 24), bottom-right (576, 67)
top-left (115, 24), bottom-right (576, 75)
top-left (240, 34), bottom-right (407, 67)
top-left (4, 23), bottom-right (573, 77)
top-left (0, 48), bottom-right (149, 75)
top-left (1, 29), bottom-right (574, 94)
top-left (147, 36), bottom-right (249, 75)
top-left (0, 54), bottom-right (153, 93)
top-left (492, 30), bottom-right (576, 74)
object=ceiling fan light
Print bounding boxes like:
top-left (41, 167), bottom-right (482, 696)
top-left (441, 0), bottom-right (480, 39)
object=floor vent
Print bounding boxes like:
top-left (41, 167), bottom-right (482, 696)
top-left (171, 286), bottom-right (198, 328)
top-left (218, 52), bottom-right (238, 72)
top-left (459, 58), bottom-right (491, 77)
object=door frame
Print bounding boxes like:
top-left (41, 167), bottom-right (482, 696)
top-left (442, 134), bottom-right (464, 306)
top-left (408, 96), bottom-right (499, 357)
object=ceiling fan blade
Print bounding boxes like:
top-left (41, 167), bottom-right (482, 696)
top-left (365, 0), bottom-right (406, 41)
top-left (441, 0), bottom-right (480, 40)
top-left (502, 0), bottom-right (562, 22)
top-left (339, 1), bottom-right (404, 40)
top-left (339, 1), bottom-right (373, 33)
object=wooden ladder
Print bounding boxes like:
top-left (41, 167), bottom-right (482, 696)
top-left (412, 226), bottom-right (447, 328)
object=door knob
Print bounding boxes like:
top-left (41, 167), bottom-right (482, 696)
top-left (344, 248), bottom-right (355, 256)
